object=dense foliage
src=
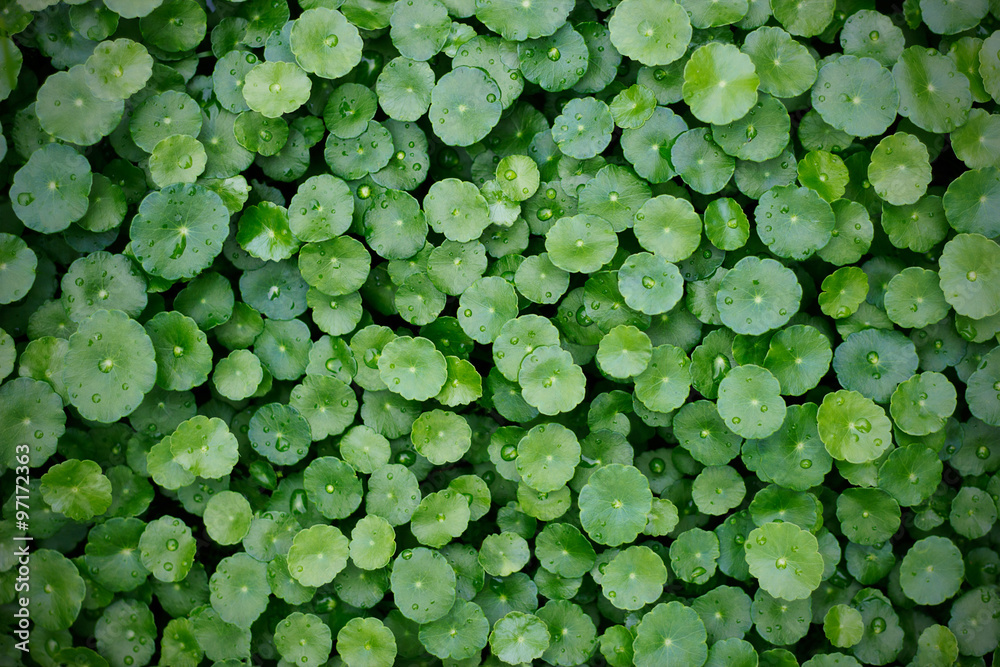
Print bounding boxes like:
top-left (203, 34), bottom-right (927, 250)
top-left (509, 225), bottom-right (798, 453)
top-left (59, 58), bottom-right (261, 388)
top-left (1, 0), bottom-right (999, 665)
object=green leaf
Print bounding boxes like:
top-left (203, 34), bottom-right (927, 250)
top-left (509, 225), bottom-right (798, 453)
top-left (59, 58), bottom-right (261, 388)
top-left (65, 310), bottom-right (156, 423)
top-left (889, 371), bottom-right (956, 435)
top-left (209, 553), bottom-right (269, 628)
top-left (428, 66), bottom-right (502, 147)
top-left (671, 128), bottom-right (735, 195)
top-left (474, 0), bottom-right (572, 39)
top-left (291, 8), bottom-right (362, 79)
top-left (771, 0), bottom-right (833, 36)
top-left (289, 174), bottom-right (354, 242)
top-left (553, 97), bottom-right (614, 159)
top-left (275, 612), bottom-right (332, 667)
top-left (84, 518), bottom-right (149, 592)
top-left (618, 252), bottom-right (684, 315)
top-left (11, 144), bottom-right (92, 233)
top-left (489, 611), bottom-right (550, 664)
top-left (377, 57), bottom-right (435, 122)
top-left (900, 536), bottom-right (964, 605)
top-left (682, 42), bottom-right (759, 125)
top-left (608, 0), bottom-right (691, 67)
top-left (212, 349), bottom-right (263, 401)
top-left (298, 236), bottom-right (370, 296)
top-left (349, 515), bottom-right (395, 570)
top-left (0, 36), bottom-right (23, 102)
top-left (797, 150), bottom-right (848, 202)
top-left (939, 233), bottom-right (1000, 319)
top-left (518, 345), bottom-right (586, 415)
top-left (884, 266), bottom-right (949, 329)
top-left (520, 25), bottom-right (590, 93)
top-left (622, 106), bottom-right (689, 183)
top-left (714, 94), bottom-right (791, 164)
top-left (130, 183), bottom-right (229, 280)
top-left (610, 84), bottom-right (657, 129)
top-left (546, 213), bottom-right (619, 273)
top-left (304, 455), bottom-right (363, 520)
top-left (757, 185), bottom-right (835, 259)
top-left (634, 195), bottom-right (702, 262)
top-left (894, 45), bottom-right (971, 133)
top-left (692, 465), bottom-right (746, 516)
top-left (493, 314), bottom-right (561, 382)
top-left (40, 459), bottom-right (111, 521)
top-left (632, 601), bottom-right (708, 667)
top-left (836, 488), bottom-right (900, 545)
top-left (762, 326), bottom-right (832, 396)
top-left (597, 324), bottom-right (652, 379)
top-left (832, 328), bottom-right (919, 403)
top-left (237, 201), bottom-right (299, 262)
top-left (717, 364), bottom-right (786, 439)
top-left (139, 515), bottom-right (196, 583)
top-left (869, 133), bottom-right (932, 206)
top-left (516, 422), bottom-right (581, 492)
top-left (95, 600), bottom-right (156, 667)
top-left (249, 403), bottom-right (313, 466)
top-left (717, 256), bottom-right (802, 335)
top-left (823, 604), bottom-right (864, 648)
top-left (83, 38), bottom-right (153, 101)
top-left (389, 0), bottom-right (451, 60)
top-left (817, 389), bottom-right (892, 463)
top-left (203, 491), bottom-right (253, 546)
top-left (951, 109), bottom-right (1000, 170)
top-left (920, 0), bottom-right (988, 35)
top-left (167, 416), bottom-right (239, 479)
top-left (378, 335), bottom-right (448, 401)
top-left (670, 527), bottom-right (721, 584)
top-left (913, 625), bottom-right (960, 667)
top-left (479, 532), bottom-right (531, 576)
top-left (424, 178), bottom-right (491, 242)
top-left (675, 400), bottom-right (742, 465)
top-left (0, 234), bottom-right (36, 305)
top-left (634, 344), bottom-right (692, 413)
top-left (390, 547), bottom-right (457, 623)
top-left (819, 267), bottom-right (869, 319)
top-left (842, 10), bottom-right (905, 66)
top-left (943, 166), bottom-right (1000, 238)
top-left (337, 617), bottom-right (396, 667)
top-left (362, 187), bottom-right (426, 259)
top-left (411, 487), bottom-right (471, 547)
top-left (744, 522), bottom-right (823, 600)
top-left (419, 598), bottom-right (490, 660)
top-left (339, 426), bottom-right (391, 475)
top-left (36, 66), bottom-right (123, 146)
top-left (743, 26), bottom-right (817, 97)
top-left (812, 56), bottom-right (898, 138)
top-left (579, 463), bottom-right (652, 546)
top-left (28, 549), bottom-right (86, 631)
top-left (535, 523), bottom-right (596, 578)
top-left (242, 61), bottom-right (312, 118)
top-left (366, 464), bottom-right (420, 526)
top-left (411, 408), bottom-right (472, 465)
top-left (288, 524), bottom-right (349, 587)
top-left (145, 311), bottom-right (213, 392)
